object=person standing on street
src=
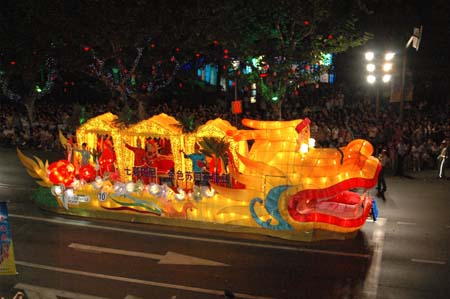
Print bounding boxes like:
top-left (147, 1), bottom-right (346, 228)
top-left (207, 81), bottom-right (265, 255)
top-left (437, 139), bottom-right (448, 179)
top-left (377, 149), bottom-right (390, 199)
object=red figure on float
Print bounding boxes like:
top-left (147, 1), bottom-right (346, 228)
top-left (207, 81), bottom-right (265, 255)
top-left (125, 138), bottom-right (149, 183)
top-left (145, 139), bottom-right (159, 168)
top-left (98, 135), bottom-right (117, 176)
top-left (145, 139), bottom-right (159, 183)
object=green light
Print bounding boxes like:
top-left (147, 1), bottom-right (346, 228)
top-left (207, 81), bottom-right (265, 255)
top-left (271, 96), bottom-right (278, 101)
top-left (112, 68), bottom-right (119, 83)
top-left (35, 85), bottom-right (42, 93)
top-left (320, 53), bottom-right (333, 66)
top-left (251, 56), bottom-right (264, 69)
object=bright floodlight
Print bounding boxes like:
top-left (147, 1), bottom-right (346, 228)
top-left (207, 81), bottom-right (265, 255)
top-left (383, 63), bottom-right (393, 72)
top-left (382, 74), bottom-right (391, 83)
top-left (366, 63), bottom-right (376, 72)
top-left (367, 75), bottom-right (376, 84)
top-left (365, 51), bottom-right (374, 61)
top-left (385, 52), bottom-right (395, 61)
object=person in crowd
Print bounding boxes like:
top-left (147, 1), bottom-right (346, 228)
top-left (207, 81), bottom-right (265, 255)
top-left (395, 138), bottom-right (409, 177)
top-left (1, 86), bottom-right (449, 181)
top-left (410, 142), bottom-right (421, 172)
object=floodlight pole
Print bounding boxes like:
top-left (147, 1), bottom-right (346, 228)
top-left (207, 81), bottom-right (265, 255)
top-left (400, 25), bottom-right (422, 123)
top-left (399, 48), bottom-right (407, 123)
top-left (376, 85), bottom-right (380, 118)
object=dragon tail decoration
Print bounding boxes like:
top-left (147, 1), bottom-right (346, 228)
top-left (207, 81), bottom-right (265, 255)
top-left (250, 185), bottom-right (292, 230)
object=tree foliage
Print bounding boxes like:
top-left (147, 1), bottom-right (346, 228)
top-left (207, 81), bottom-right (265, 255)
top-left (194, 0), bottom-right (373, 118)
top-left (1, 0), bottom-right (375, 121)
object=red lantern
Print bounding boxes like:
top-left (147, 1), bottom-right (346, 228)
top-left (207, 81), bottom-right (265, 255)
top-left (231, 100), bottom-right (242, 114)
top-left (78, 164), bottom-right (96, 182)
top-left (48, 160), bottom-right (75, 187)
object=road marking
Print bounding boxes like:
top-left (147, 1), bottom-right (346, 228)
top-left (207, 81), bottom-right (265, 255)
top-left (397, 221), bottom-right (416, 226)
top-left (0, 183), bottom-right (34, 190)
top-left (10, 213), bottom-right (371, 259)
top-left (362, 228), bottom-right (385, 298)
top-left (411, 258), bottom-right (446, 265)
top-left (366, 217), bottom-right (387, 226)
top-left (15, 283), bottom-right (109, 299)
top-left (69, 243), bottom-right (229, 266)
top-left (15, 261), bottom-right (274, 299)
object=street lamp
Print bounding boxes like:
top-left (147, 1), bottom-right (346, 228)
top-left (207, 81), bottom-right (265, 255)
top-left (364, 50), bottom-right (395, 117)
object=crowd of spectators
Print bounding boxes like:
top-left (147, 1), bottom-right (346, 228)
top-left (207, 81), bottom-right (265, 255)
top-left (1, 87), bottom-right (449, 176)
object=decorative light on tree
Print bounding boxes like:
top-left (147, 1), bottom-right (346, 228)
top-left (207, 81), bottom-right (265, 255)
top-left (85, 37), bottom-right (181, 103)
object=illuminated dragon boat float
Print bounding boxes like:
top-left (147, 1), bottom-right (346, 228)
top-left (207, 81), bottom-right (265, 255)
top-left (18, 112), bottom-right (380, 241)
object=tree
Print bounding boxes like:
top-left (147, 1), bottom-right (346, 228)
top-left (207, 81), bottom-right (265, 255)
top-left (175, 111), bottom-right (201, 134)
top-left (55, 0), bottom-right (225, 124)
top-left (198, 137), bottom-right (229, 177)
top-left (0, 0), bottom-right (62, 123)
top-left (197, 0), bottom-right (373, 119)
